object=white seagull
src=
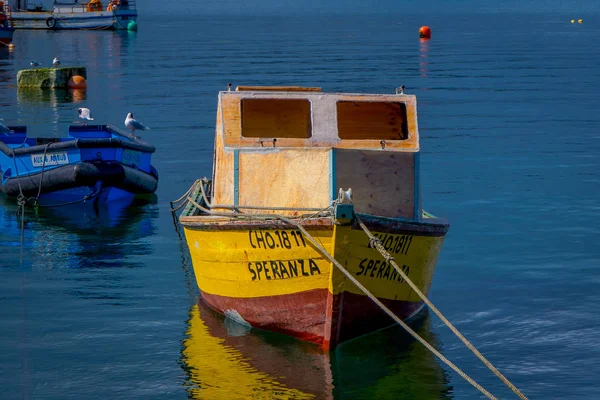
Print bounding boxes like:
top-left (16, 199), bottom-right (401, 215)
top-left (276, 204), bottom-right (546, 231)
top-left (0, 119), bottom-right (14, 134)
top-left (52, 57), bottom-right (61, 68)
top-left (77, 108), bottom-right (94, 123)
top-left (125, 112), bottom-right (150, 137)
top-left (30, 60), bottom-right (41, 68)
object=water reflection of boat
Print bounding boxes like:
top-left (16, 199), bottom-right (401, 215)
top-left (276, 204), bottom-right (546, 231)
top-left (7, 0), bottom-right (137, 30)
top-left (0, 192), bottom-right (157, 269)
top-left (181, 298), bottom-right (452, 399)
top-left (33, 192), bottom-right (157, 230)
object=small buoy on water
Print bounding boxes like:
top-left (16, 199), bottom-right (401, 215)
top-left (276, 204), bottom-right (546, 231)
top-left (68, 75), bottom-right (87, 89)
top-left (571, 19), bottom-right (575, 23)
top-left (578, 19), bottom-right (583, 24)
top-left (419, 26), bottom-right (431, 39)
top-left (127, 20), bottom-right (138, 31)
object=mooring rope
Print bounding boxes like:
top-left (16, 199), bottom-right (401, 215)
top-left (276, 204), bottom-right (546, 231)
top-left (197, 178), bottom-right (325, 213)
top-left (10, 148), bottom-right (25, 204)
top-left (32, 143), bottom-right (51, 206)
top-left (355, 216), bottom-right (528, 400)
top-left (169, 179), bottom-right (201, 212)
top-left (30, 188), bottom-right (102, 208)
top-left (17, 193), bottom-right (25, 265)
top-left (11, 148), bottom-right (26, 264)
top-left (170, 178), bottom-right (328, 215)
top-left (277, 215), bottom-right (499, 400)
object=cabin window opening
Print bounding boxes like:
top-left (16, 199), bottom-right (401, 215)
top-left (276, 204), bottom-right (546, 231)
top-left (241, 98), bottom-right (312, 138)
top-left (336, 101), bottom-right (408, 140)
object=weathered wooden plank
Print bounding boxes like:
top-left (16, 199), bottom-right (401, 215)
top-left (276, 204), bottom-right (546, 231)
top-left (238, 149), bottom-right (331, 213)
top-left (213, 98), bottom-right (235, 205)
top-left (335, 149), bottom-right (415, 219)
top-left (236, 86), bottom-right (322, 92)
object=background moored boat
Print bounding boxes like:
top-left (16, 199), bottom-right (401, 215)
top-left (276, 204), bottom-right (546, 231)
top-left (0, 124), bottom-right (158, 207)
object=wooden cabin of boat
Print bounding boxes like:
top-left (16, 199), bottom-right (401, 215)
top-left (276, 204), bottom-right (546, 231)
top-left (211, 85), bottom-right (421, 220)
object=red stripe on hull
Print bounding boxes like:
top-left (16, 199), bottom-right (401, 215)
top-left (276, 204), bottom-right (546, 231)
top-left (201, 290), bottom-right (423, 350)
top-left (202, 289), bottom-right (330, 347)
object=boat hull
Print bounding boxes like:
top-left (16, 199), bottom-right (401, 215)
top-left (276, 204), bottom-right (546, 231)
top-left (182, 216), bottom-right (448, 349)
top-left (10, 10), bottom-right (136, 30)
top-left (0, 27), bottom-right (14, 44)
top-left (200, 289), bottom-right (425, 348)
top-left (0, 124), bottom-right (158, 206)
top-left (0, 161), bottom-right (158, 204)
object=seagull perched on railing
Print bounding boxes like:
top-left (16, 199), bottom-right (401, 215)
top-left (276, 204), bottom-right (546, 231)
top-left (0, 119), bottom-right (14, 134)
top-left (52, 57), bottom-right (61, 68)
top-left (125, 112), bottom-right (150, 138)
top-left (30, 60), bottom-right (41, 68)
top-left (77, 108), bottom-right (94, 124)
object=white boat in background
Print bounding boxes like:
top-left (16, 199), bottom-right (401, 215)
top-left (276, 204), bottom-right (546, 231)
top-left (7, 0), bottom-right (136, 30)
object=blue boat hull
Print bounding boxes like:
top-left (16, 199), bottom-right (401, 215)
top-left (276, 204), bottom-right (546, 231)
top-left (1, 161), bottom-right (158, 206)
top-left (0, 124), bottom-right (158, 207)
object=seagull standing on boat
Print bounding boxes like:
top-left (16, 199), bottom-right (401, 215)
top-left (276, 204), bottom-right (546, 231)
top-left (30, 60), bottom-right (41, 68)
top-left (52, 57), bottom-right (61, 68)
top-left (77, 108), bottom-right (94, 124)
top-left (125, 112), bottom-right (150, 138)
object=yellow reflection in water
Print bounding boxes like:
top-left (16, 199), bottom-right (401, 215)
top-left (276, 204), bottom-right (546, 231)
top-left (182, 304), bottom-right (316, 400)
top-left (181, 300), bottom-right (451, 400)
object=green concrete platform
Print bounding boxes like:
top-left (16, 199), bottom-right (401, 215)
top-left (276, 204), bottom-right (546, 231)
top-left (17, 67), bottom-right (87, 89)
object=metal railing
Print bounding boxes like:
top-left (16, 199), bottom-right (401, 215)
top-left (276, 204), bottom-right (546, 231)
top-left (50, 0), bottom-right (137, 13)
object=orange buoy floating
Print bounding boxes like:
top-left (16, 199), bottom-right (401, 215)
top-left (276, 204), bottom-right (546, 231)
top-left (68, 75), bottom-right (87, 89)
top-left (419, 26), bottom-right (431, 39)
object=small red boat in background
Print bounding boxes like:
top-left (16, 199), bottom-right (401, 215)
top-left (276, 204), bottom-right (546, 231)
top-left (0, 1), bottom-right (15, 45)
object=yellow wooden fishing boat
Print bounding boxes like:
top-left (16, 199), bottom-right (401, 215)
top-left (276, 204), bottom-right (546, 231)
top-left (178, 85), bottom-right (449, 350)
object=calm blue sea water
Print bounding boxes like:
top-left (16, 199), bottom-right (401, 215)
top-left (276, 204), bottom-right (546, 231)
top-left (1, 5), bottom-right (599, 399)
